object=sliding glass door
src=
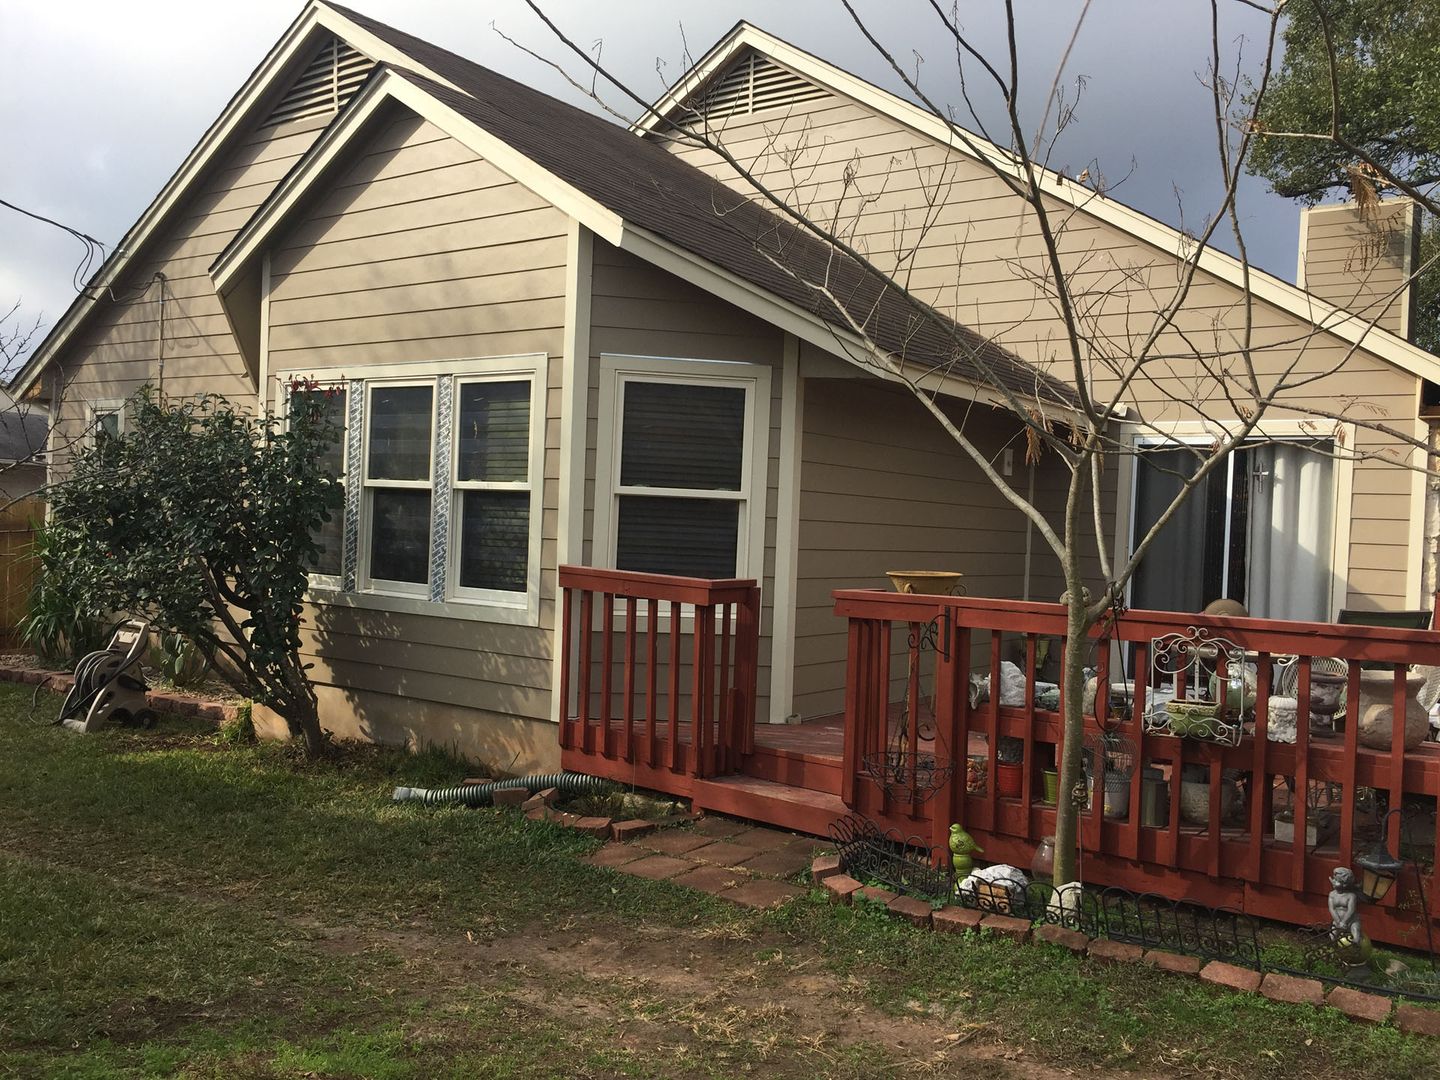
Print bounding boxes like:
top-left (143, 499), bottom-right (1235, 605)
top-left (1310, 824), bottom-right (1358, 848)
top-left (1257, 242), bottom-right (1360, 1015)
top-left (1130, 440), bottom-right (1334, 622)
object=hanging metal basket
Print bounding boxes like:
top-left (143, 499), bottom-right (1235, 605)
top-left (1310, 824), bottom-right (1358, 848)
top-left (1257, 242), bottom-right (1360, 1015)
top-left (861, 749), bottom-right (954, 803)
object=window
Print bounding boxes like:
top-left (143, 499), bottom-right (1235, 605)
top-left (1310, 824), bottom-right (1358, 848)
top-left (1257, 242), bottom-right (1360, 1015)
top-left (595, 356), bottom-right (771, 581)
top-left (280, 355), bottom-right (546, 623)
top-left (288, 384), bottom-right (347, 584)
top-left (1129, 438), bottom-right (1336, 622)
top-left (88, 401), bottom-right (125, 445)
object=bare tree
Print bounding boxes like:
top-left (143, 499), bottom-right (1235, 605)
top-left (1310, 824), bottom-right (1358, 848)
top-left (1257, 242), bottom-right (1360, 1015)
top-left (519, 0), bottom-right (1436, 885)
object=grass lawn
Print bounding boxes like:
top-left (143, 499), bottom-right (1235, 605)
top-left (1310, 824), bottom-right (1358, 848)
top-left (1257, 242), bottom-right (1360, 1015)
top-left (2, 682), bottom-right (1439, 1078)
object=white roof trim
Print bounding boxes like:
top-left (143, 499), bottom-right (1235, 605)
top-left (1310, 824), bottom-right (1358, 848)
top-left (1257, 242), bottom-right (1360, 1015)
top-left (636, 22), bottom-right (1440, 385)
top-left (10, 0), bottom-right (468, 397)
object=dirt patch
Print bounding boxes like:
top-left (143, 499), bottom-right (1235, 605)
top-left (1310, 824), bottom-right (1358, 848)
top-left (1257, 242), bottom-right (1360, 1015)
top-left (302, 913), bottom-right (1141, 1078)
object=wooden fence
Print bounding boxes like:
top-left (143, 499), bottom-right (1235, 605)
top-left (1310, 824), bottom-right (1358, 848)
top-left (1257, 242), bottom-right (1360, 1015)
top-left (0, 498), bottom-right (41, 648)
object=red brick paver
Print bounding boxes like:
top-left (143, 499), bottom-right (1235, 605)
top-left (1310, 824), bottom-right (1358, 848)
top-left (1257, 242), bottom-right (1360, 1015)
top-left (932, 906), bottom-right (983, 933)
top-left (857, 885), bottom-right (899, 907)
top-left (688, 841), bottom-right (758, 867)
top-left (811, 855), bottom-right (844, 884)
top-left (692, 815), bottom-right (748, 839)
top-left (587, 845), bottom-right (645, 869)
top-left (610, 819), bottom-right (655, 842)
top-left (1033, 924), bottom-right (1088, 954)
top-left (728, 827), bottom-right (796, 853)
top-left (738, 846), bottom-right (812, 879)
top-left (1326, 986), bottom-right (1392, 1024)
top-left (672, 864), bottom-right (750, 895)
top-left (980, 914), bottom-right (1033, 942)
top-left (1396, 1004), bottom-right (1440, 1038)
top-left (1199, 961), bottom-right (1262, 994)
top-left (887, 895), bottom-right (934, 927)
top-left (725, 879), bottom-right (805, 910)
top-left (642, 831), bottom-right (713, 856)
top-left (1260, 972), bottom-right (1324, 1007)
top-left (1087, 939), bottom-right (1144, 965)
top-left (822, 874), bottom-right (864, 904)
top-left (1143, 950), bottom-right (1202, 976)
top-left (621, 855), bottom-right (693, 881)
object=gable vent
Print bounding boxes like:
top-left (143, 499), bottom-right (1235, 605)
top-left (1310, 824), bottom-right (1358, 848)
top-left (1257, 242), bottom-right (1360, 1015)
top-left (262, 38), bottom-right (375, 129)
top-left (685, 51), bottom-right (830, 123)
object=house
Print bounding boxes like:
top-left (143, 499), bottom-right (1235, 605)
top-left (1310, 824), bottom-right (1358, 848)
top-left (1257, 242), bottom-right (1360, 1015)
top-left (12, 2), bottom-right (1437, 785)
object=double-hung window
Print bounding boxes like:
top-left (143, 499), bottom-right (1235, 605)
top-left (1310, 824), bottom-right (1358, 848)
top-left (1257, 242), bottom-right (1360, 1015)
top-left (283, 354), bottom-right (546, 623)
top-left (88, 400), bottom-right (126, 445)
top-left (595, 355), bottom-right (771, 581)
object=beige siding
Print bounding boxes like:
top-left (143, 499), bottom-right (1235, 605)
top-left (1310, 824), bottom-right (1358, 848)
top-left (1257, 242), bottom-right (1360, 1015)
top-left (792, 373), bottom-right (1097, 719)
top-left (49, 114), bottom-right (333, 468)
top-left (1301, 201), bottom-right (1417, 340)
top-left (263, 107), bottom-right (569, 748)
top-left (586, 240), bottom-right (785, 718)
top-left (657, 75), bottom-right (1422, 613)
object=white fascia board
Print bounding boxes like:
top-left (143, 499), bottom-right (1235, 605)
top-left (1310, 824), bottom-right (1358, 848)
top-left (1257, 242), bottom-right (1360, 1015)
top-left (11, 0), bottom-right (471, 398)
top-left (637, 24), bottom-right (1440, 385)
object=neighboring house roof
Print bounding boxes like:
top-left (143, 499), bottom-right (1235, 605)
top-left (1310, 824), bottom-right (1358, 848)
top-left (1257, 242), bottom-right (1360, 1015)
top-left (212, 4), bottom-right (1073, 408)
top-left (635, 21), bottom-right (1440, 386)
top-left (0, 409), bottom-right (48, 466)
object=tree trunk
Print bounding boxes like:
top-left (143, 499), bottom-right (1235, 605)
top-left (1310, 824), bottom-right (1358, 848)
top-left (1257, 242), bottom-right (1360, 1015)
top-left (1052, 570), bottom-right (1091, 885)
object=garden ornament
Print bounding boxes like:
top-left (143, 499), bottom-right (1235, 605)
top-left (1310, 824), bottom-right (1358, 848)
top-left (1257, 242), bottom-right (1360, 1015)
top-left (949, 824), bottom-right (983, 876)
top-left (1327, 866), bottom-right (1366, 951)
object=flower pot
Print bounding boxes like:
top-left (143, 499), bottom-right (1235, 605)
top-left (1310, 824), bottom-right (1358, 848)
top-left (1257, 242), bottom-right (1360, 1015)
top-left (1166, 700), bottom-right (1221, 740)
top-left (886, 570), bottom-right (964, 595)
top-left (1179, 778), bottom-right (1241, 826)
top-left (996, 761), bottom-right (1023, 799)
top-left (1042, 768), bottom-right (1059, 804)
top-left (1356, 670), bottom-right (1429, 750)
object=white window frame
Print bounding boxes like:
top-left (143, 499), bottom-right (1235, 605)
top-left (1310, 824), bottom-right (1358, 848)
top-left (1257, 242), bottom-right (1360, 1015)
top-left (1117, 420), bottom-right (1353, 620)
top-left (593, 354), bottom-right (771, 584)
top-left (360, 378), bottom-right (437, 600)
top-left (275, 354), bottom-right (548, 626)
top-left (88, 399), bottom-right (126, 444)
top-left (447, 370), bottom-right (545, 611)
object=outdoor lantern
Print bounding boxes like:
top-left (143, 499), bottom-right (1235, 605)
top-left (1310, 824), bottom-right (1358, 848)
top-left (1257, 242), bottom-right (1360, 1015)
top-left (1354, 812), bottom-right (1405, 902)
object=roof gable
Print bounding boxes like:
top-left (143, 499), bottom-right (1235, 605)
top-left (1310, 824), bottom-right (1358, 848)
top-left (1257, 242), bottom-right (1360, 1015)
top-left (637, 22), bottom-right (1440, 386)
top-left (672, 49), bottom-right (830, 125)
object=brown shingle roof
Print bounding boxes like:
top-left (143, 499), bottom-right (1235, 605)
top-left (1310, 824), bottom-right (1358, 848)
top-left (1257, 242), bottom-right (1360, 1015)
top-left (327, 4), bottom-right (1075, 406)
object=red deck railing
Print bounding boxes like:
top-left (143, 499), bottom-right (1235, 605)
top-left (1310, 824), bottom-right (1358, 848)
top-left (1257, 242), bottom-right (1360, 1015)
top-left (558, 566), bottom-right (760, 787)
top-left (835, 589), bottom-right (1440, 948)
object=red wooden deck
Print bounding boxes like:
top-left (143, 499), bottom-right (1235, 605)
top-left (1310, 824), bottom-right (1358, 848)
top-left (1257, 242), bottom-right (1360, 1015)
top-left (557, 566), bottom-right (1440, 949)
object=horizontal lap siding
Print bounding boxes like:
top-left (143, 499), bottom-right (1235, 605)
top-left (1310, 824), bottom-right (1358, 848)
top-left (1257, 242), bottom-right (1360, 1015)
top-left (266, 109), bottom-right (568, 727)
top-left (658, 77), bottom-right (1423, 613)
top-left (49, 114), bottom-right (332, 473)
top-left (793, 375), bottom-right (1049, 719)
top-left (587, 240), bottom-right (784, 720)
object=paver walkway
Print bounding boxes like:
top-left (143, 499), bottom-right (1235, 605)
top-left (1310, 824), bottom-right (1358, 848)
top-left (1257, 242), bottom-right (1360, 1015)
top-left (586, 814), bottom-right (825, 909)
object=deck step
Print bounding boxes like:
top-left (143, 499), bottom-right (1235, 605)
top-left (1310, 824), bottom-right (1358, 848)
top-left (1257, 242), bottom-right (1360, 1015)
top-left (691, 774), bottom-right (849, 838)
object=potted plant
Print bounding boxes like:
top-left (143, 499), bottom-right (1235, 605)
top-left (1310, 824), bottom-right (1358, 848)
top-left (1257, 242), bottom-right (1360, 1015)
top-left (996, 736), bottom-right (1024, 798)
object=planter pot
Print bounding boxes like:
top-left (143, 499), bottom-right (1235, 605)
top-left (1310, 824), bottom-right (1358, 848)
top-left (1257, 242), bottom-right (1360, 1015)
top-left (1179, 779), bottom-right (1241, 826)
top-left (1356, 671), bottom-right (1429, 750)
top-left (1274, 810), bottom-right (1335, 847)
top-left (886, 570), bottom-right (964, 595)
top-left (1042, 768), bottom-right (1059, 805)
top-left (995, 761), bottom-right (1023, 799)
top-left (1166, 700), bottom-right (1222, 740)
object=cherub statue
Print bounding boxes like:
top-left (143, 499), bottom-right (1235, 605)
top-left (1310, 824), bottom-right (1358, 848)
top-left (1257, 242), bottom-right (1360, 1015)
top-left (1328, 866), bottom-right (1364, 947)
top-left (949, 824), bottom-right (983, 876)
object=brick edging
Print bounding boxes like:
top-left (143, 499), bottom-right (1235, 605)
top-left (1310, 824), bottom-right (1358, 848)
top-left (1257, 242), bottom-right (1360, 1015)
top-left (0, 660), bottom-right (241, 724)
top-left (811, 857), bottom-right (1418, 1035)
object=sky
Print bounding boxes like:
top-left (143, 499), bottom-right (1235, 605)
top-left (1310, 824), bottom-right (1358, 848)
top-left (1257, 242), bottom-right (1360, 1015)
top-left (0, 0), bottom-right (1297, 364)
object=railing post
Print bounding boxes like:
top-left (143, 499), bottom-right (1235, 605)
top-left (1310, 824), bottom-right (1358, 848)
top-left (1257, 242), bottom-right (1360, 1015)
top-left (841, 619), bottom-right (864, 808)
top-left (559, 585), bottom-right (573, 751)
top-left (738, 584), bottom-right (760, 757)
top-left (931, 607), bottom-right (961, 858)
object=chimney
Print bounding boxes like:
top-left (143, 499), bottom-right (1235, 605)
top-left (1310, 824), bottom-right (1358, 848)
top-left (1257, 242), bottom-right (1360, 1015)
top-left (1297, 197), bottom-right (1421, 341)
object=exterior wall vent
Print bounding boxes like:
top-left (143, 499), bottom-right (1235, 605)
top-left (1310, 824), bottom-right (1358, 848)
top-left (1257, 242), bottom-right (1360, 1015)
top-left (684, 51), bottom-right (829, 123)
top-left (262, 38), bottom-right (375, 129)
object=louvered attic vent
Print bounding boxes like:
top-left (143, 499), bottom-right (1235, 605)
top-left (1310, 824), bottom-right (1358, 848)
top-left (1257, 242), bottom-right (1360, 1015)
top-left (262, 38), bottom-right (375, 129)
top-left (686, 51), bottom-right (829, 122)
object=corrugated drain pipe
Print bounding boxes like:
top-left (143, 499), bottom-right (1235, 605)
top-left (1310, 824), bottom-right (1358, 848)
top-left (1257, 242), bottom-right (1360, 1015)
top-left (392, 771), bottom-right (611, 807)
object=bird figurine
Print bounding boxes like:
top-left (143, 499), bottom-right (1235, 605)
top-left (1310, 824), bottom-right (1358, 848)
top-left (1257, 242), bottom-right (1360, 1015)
top-left (949, 824), bottom-right (983, 876)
